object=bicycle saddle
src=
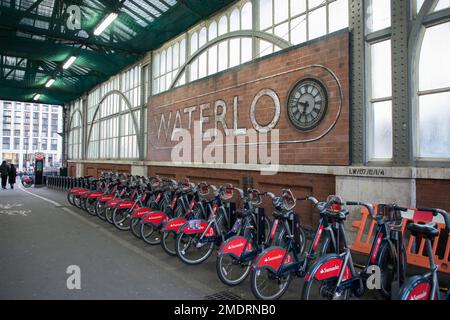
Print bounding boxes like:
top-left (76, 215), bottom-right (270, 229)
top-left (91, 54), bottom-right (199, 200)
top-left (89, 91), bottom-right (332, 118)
top-left (407, 222), bottom-right (439, 239)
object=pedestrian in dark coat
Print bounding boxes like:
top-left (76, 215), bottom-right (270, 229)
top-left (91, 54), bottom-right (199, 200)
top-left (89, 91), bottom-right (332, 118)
top-left (8, 164), bottom-right (17, 189)
top-left (0, 161), bottom-right (9, 189)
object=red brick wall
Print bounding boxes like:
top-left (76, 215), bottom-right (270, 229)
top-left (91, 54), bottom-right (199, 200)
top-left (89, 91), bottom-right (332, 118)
top-left (147, 31), bottom-right (350, 166)
top-left (83, 163), bottom-right (131, 178)
top-left (148, 165), bottom-right (335, 228)
top-left (68, 163), bottom-right (76, 177)
top-left (416, 179), bottom-right (450, 212)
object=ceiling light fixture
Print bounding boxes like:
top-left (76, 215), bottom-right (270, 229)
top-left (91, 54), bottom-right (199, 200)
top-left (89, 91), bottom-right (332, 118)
top-left (63, 56), bottom-right (77, 69)
top-left (33, 94), bottom-right (41, 101)
top-left (45, 78), bottom-right (56, 88)
top-left (94, 12), bottom-right (118, 36)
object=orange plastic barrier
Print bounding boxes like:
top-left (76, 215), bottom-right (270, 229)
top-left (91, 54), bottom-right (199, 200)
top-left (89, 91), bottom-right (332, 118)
top-left (351, 205), bottom-right (450, 274)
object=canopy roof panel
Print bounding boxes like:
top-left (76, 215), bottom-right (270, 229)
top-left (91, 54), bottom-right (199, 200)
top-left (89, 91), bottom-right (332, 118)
top-left (0, 0), bottom-right (235, 105)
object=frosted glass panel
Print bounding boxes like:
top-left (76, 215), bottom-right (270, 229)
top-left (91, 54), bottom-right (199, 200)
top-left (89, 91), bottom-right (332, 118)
top-left (329, 0), bottom-right (349, 33)
top-left (230, 9), bottom-right (240, 32)
top-left (241, 38), bottom-right (252, 63)
top-left (198, 52), bottom-right (207, 79)
top-left (275, 22), bottom-right (289, 41)
top-left (229, 38), bottom-right (240, 67)
top-left (308, 6), bottom-right (326, 40)
top-left (208, 21), bottom-right (217, 40)
top-left (259, 40), bottom-right (273, 57)
top-left (309, 0), bottom-right (324, 9)
top-left (218, 41), bottom-right (228, 71)
top-left (419, 22), bottom-right (450, 91)
top-left (208, 45), bottom-right (218, 75)
top-left (370, 40), bottom-right (392, 99)
top-left (367, 0), bottom-right (390, 32)
top-left (291, 0), bottom-right (306, 16)
top-left (259, 0), bottom-right (272, 30)
top-left (241, 2), bottom-right (252, 30)
top-left (291, 15), bottom-right (307, 45)
top-left (419, 92), bottom-right (450, 158)
top-left (372, 101), bottom-right (393, 159)
top-left (434, 0), bottom-right (450, 11)
top-left (274, 0), bottom-right (288, 24)
top-left (218, 16), bottom-right (228, 35)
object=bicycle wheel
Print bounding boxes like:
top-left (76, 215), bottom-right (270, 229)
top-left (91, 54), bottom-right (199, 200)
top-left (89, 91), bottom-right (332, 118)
top-left (85, 198), bottom-right (97, 216)
top-left (216, 254), bottom-right (252, 286)
top-left (176, 231), bottom-right (214, 265)
top-left (250, 267), bottom-right (292, 300)
top-left (112, 208), bottom-right (131, 231)
top-left (105, 207), bottom-right (114, 224)
top-left (130, 217), bottom-right (141, 238)
top-left (378, 243), bottom-right (407, 299)
top-left (95, 201), bottom-right (107, 221)
top-left (161, 230), bottom-right (177, 256)
top-left (67, 192), bottom-right (75, 205)
top-left (74, 196), bottom-right (82, 209)
top-left (302, 256), bottom-right (351, 300)
top-left (140, 222), bottom-right (161, 245)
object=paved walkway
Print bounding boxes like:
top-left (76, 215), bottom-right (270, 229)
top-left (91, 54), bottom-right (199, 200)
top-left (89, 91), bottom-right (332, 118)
top-left (0, 185), bottom-right (387, 300)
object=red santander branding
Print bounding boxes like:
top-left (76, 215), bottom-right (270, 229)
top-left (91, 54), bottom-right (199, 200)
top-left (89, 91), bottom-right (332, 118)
top-left (314, 258), bottom-right (352, 281)
top-left (221, 237), bottom-right (253, 257)
top-left (165, 218), bottom-right (188, 232)
top-left (370, 232), bottom-right (383, 264)
top-left (407, 283), bottom-right (431, 300)
top-left (257, 248), bottom-right (292, 271)
top-left (143, 212), bottom-right (168, 225)
top-left (312, 225), bottom-right (324, 250)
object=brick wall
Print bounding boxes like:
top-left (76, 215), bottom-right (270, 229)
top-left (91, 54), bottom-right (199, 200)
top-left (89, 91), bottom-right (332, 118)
top-left (68, 163), bottom-right (76, 177)
top-left (147, 31), bottom-right (350, 166)
top-left (148, 165), bottom-right (335, 228)
top-left (82, 163), bottom-right (131, 178)
top-left (416, 179), bottom-right (450, 212)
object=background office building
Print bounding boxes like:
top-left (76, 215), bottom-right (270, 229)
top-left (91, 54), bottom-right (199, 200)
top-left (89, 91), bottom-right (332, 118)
top-left (0, 100), bottom-right (63, 172)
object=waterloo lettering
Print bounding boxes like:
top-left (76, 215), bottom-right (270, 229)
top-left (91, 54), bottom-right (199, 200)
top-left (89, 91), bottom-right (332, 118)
top-left (153, 88), bottom-right (280, 141)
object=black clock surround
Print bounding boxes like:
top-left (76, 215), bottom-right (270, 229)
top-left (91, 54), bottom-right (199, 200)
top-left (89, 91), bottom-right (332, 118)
top-left (286, 77), bottom-right (328, 132)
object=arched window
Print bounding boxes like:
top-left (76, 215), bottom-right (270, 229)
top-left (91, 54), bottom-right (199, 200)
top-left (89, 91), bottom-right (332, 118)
top-left (68, 102), bottom-right (82, 160)
top-left (417, 21), bottom-right (450, 158)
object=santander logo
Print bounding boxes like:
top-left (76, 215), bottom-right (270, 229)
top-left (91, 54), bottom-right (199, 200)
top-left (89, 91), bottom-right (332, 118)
top-left (147, 214), bottom-right (164, 220)
top-left (228, 243), bottom-right (245, 250)
top-left (410, 291), bottom-right (428, 300)
top-left (319, 265), bottom-right (340, 274)
top-left (170, 222), bottom-right (185, 228)
top-left (263, 254), bottom-right (283, 262)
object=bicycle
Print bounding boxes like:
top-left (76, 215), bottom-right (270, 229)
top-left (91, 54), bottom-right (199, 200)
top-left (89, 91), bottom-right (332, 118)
top-left (175, 184), bottom-right (245, 265)
top-left (21, 174), bottom-right (34, 188)
top-left (396, 207), bottom-right (450, 300)
top-left (139, 178), bottom-right (186, 245)
top-left (111, 178), bottom-right (154, 231)
top-left (215, 188), bottom-right (275, 286)
top-left (160, 181), bottom-right (210, 256)
top-left (302, 200), bottom-right (408, 300)
top-left (249, 193), bottom-right (343, 300)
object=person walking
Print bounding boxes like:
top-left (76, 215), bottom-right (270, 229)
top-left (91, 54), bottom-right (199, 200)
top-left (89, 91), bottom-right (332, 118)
top-left (8, 163), bottom-right (17, 189)
top-left (0, 161), bottom-right (9, 189)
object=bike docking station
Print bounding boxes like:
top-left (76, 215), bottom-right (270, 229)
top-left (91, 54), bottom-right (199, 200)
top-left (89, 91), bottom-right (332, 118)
top-left (33, 152), bottom-right (45, 188)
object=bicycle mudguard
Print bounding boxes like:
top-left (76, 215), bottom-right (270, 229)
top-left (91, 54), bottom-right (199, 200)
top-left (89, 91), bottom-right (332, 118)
top-left (305, 254), bottom-right (352, 282)
top-left (163, 217), bottom-right (188, 233)
top-left (73, 189), bottom-right (88, 196)
top-left (98, 194), bottom-right (114, 202)
top-left (69, 187), bottom-right (87, 194)
top-left (253, 246), bottom-right (293, 273)
top-left (79, 191), bottom-right (91, 198)
top-left (142, 211), bottom-right (169, 227)
top-left (131, 207), bottom-right (153, 219)
top-left (179, 219), bottom-right (216, 237)
top-left (106, 199), bottom-right (121, 208)
top-left (398, 276), bottom-right (434, 300)
top-left (218, 236), bottom-right (254, 259)
top-left (117, 200), bottom-right (135, 209)
top-left (88, 191), bottom-right (104, 199)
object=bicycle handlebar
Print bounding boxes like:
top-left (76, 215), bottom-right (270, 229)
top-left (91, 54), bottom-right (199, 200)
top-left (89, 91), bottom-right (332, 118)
top-left (346, 201), bottom-right (376, 219)
top-left (417, 207), bottom-right (450, 232)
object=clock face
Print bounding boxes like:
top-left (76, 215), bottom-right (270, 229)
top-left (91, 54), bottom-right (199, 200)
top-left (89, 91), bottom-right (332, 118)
top-left (287, 78), bottom-right (328, 131)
